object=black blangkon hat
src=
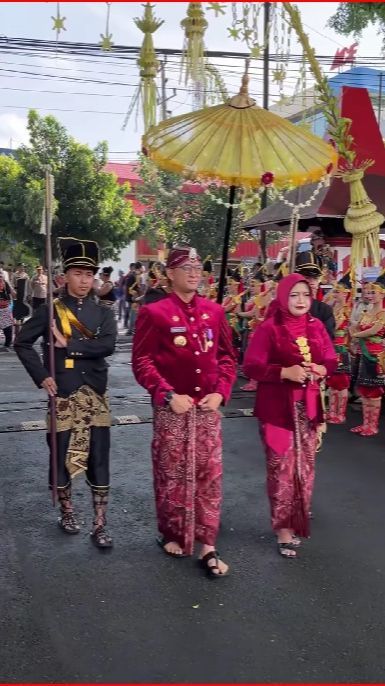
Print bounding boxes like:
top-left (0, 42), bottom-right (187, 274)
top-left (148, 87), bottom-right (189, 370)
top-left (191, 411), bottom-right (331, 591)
top-left (295, 250), bottom-right (322, 278)
top-left (59, 237), bottom-right (99, 274)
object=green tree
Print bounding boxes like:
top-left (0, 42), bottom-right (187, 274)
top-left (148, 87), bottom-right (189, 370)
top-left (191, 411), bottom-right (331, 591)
top-left (328, 3), bottom-right (385, 40)
top-left (0, 155), bottom-right (42, 259)
top-left (136, 155), bottom-right (255, 258)
top-left (0, 110), bottom-right (138, 261)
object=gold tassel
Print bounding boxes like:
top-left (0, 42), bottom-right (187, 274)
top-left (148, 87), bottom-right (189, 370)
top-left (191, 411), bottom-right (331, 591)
top-left (180, 3), bottom-right (208, 86)
top-left (134, 3), bottom-right (164, 133)
top-left (342, 168), bottom-right (383, 268)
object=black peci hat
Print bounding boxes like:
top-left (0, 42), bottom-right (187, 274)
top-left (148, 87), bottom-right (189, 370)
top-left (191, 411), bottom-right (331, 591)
top-left (295, 250), bottom-right (322, 278)
top-left (59, 237), bottom-right (99, 274)
top-left (101, 266), bottom-right (113, 276)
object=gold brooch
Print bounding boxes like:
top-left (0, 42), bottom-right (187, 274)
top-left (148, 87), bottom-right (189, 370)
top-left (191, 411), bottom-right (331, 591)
top-left (172, 315), bottom-right (180, 322)
top-left (202, 313), bottom-right (209, 320)
top-left (295, 336), bottom-right (311, 362)
top-left (173, 335), bottom-right (187, 347)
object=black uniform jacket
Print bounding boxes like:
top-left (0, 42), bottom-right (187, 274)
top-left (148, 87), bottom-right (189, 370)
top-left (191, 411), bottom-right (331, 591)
top-left (14, 293), bottom-right (117, 397)
top-left (310, 300), bottom-right (335, 341)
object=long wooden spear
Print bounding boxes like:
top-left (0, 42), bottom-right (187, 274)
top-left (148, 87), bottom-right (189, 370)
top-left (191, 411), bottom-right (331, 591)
top-left (42, 167), bottom-right (58, 505)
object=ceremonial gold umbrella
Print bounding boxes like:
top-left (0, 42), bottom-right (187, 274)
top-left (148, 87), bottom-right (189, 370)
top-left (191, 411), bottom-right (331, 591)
top-left (143, 69), bottom-right (337, 300)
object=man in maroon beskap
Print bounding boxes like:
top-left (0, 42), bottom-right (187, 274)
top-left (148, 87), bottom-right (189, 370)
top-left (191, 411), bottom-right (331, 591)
top-left (132, 246), bottom-right (236, 578)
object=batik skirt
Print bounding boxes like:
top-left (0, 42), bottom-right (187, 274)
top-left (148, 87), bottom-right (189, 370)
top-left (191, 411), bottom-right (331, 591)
top-left (259, 402), bottom-right (317, 538)
top-left (152, 406), bottom-right (222, 555)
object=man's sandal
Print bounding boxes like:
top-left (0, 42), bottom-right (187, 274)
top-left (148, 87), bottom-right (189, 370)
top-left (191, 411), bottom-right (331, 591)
top-left (57, 512), bottom-right (80, 535)
top-left (91, 526), bottom-right (113, 549)
top-left (199, 550), bottom-right (229, 578)
top-left (156, 535), bottom-right (185, 557)
top-left (277, 542), bottom-right (297, 559)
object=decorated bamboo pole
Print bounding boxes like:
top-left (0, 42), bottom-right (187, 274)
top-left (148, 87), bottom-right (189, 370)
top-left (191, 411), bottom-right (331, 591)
top-left (283, 2), bottom-right (382, 271)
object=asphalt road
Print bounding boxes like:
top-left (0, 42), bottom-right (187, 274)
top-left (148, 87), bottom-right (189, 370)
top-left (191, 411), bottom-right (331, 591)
top-left (1, 337), bottom-right (385, 683)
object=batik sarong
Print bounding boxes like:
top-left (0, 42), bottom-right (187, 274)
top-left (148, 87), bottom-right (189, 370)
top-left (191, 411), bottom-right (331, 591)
top-left (152, 406), bottom-right (222, 555)
top-left (259, 402), bottom-right (317, 538)
top-left (47, 385), bottom-right (111, 480)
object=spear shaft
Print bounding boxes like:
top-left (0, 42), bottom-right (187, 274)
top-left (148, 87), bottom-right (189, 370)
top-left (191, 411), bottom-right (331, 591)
top-left (44, 168), bottom-right (58, 506)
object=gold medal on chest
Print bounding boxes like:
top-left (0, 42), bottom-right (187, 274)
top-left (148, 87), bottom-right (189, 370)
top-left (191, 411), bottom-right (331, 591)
top-left (173, 335), bottom-right (187, 347)
top-left (207, 340), bottom-right (214, 348)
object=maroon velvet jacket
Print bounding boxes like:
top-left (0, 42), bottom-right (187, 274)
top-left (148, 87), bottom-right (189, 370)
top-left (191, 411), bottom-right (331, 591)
top-left (132, 292), bottom-right (237, 406)
top-left (243, 313), bottom-right (337, 430)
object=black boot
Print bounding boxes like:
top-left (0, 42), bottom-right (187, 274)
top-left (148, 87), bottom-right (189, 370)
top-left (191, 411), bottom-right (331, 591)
top-left (90, 487), bottom-right (113, 549)
top-left (57, 485), bottom-right (80, 534)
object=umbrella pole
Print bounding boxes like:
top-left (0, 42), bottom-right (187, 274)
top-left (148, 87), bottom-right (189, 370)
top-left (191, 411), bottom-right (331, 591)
top-left (288, 208), bottom-right (300, 273)
top-left (217, 185), bottom-right (236, 304)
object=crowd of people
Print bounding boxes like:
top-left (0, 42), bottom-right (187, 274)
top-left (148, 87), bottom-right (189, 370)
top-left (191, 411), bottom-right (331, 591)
top-left (0, 261), bottom-right (48, 349)
top-left (6, 230), bottom-right (385, 570)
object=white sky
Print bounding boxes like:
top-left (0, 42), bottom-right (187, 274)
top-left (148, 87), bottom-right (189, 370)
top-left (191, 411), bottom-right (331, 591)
top-left (0, 2), bottom-right (383, 155)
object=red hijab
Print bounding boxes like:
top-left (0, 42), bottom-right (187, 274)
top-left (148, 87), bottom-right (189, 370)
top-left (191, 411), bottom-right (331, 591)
top-left (276, 273), bottom-right (311, 337)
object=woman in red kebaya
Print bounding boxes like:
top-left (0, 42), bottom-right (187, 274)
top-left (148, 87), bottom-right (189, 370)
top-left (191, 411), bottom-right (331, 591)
top-left (244, 274), bottom-right (337, 558)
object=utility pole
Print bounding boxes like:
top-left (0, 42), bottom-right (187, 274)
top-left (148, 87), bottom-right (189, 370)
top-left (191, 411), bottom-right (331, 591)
top-left (159, 58), bottom-right (177, 120)
top-left (260, 1), bottom-right (270, 262)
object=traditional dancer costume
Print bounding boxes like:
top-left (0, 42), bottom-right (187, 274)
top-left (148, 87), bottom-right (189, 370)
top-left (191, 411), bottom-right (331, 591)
top-left (350, 273), bottom-right (385, 436)
top-left (239, 274), bottom-right (266, 392)
top-left (222, 274), bottom-right (243, 362)
top-left (326, 273), bottom-right (352, 424)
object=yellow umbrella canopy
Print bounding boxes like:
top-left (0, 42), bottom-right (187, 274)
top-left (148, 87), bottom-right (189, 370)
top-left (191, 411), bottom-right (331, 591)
top-left (143, 73), bottom-right (337, 188)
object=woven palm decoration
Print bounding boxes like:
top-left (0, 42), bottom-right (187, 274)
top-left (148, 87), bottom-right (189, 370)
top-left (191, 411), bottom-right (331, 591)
top-left (133, 3), bottom-right (163, 133)
top-left (180, 3), bottom-right (208, 87)
top-left (343, 168), bottom-right (383, 268)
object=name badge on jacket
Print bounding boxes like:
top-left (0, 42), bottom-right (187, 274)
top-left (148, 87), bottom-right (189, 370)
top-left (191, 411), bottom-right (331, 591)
top-left (170, 326), bottom-right (187, 333)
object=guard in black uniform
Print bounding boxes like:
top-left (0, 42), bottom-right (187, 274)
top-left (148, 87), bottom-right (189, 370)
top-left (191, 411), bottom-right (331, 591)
top-left (14, 237), bottom-right (117, 548)
top-left (295, 250), bottom-right (336, 340)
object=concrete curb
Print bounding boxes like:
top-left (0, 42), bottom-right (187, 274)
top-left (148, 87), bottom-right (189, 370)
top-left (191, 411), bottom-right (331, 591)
top-left (0, 408), bottom-right (254, 434)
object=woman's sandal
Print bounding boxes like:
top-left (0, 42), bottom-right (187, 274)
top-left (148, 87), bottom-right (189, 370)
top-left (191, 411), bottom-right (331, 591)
top-left (359, 428), bottom-right (378, 437)
top-left (291, 536), bottom-right (301, 547)
top-left (57, 512), bottom-right (80, 535)
top-left (350, 425), bottom-right (364, 434)
top-left (156, 535), bottom-right (185, 557)
top-left (91, 526), bottom-right (113, 549)
top-left (277, 542), bottom-right (297, 558)
top-left (199, 550), bottom-right (229, 578)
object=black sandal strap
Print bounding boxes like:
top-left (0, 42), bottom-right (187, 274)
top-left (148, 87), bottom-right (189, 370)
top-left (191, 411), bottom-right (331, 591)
top-left (92, 526), bottom-right (113, 547)
top-left (278, 542), bottom-right (295, 550)
top-left (200, 550), bottom-right (219, 565)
